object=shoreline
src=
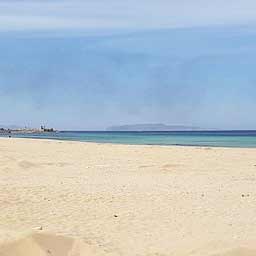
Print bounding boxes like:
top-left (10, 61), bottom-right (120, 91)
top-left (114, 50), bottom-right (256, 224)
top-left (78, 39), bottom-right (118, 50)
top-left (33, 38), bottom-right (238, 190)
top-left (1, 136), bottom-right (256, 150)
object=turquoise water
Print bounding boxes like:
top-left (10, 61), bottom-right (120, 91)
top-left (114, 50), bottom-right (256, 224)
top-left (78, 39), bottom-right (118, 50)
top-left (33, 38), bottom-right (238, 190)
top-left (3, 131), bottom-right (256, 148)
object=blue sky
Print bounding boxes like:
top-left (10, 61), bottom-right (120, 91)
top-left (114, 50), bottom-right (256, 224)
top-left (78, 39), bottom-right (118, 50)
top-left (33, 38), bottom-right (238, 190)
top-left (1, 1), bottom-right (256, 130)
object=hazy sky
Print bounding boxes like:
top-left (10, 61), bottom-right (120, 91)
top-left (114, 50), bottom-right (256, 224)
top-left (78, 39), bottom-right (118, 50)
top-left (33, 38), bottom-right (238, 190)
top-left (0, 1), bottom-right (256, 130)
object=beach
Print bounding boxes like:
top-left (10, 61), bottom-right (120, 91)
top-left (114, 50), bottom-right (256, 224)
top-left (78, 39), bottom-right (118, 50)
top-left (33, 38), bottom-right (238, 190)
top-left (1, 138), bottom-right (256, 255)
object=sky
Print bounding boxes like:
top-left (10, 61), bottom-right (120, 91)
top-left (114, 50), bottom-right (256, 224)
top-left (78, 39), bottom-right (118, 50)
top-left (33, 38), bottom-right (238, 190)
top-left (1, 1), bottom-right (256, 130)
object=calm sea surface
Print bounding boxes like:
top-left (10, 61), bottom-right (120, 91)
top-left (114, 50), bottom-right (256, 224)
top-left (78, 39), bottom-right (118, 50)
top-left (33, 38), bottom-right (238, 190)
top-left (2, 130), bottom-right (256, 148)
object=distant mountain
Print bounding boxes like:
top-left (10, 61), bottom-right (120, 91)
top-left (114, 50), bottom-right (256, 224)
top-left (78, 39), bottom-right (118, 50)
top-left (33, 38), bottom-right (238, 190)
top-left (106, 123), bottom-right (201, 131)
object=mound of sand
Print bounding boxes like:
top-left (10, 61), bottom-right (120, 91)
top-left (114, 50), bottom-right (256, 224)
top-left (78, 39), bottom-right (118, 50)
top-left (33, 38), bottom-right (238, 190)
top-left (0, 233), bottom-right (99, 256)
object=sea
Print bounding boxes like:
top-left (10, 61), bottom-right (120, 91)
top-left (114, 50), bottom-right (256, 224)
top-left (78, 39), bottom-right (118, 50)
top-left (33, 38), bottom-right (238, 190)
top-left (2, 130), bottom-right (256, 148)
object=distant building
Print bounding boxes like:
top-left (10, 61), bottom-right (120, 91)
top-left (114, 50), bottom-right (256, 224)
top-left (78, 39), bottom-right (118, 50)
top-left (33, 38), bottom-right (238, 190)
top-left (40, 125), bottom-right (55, 132)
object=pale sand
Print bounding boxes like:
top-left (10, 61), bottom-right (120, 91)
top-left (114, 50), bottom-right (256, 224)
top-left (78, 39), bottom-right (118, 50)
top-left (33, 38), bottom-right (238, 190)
top-left (1, 138), bottom-right (256, 255)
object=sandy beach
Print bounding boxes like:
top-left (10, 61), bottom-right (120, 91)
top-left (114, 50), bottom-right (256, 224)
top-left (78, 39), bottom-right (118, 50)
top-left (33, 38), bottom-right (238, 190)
top-left (1, 138), bottom-right (256, 255)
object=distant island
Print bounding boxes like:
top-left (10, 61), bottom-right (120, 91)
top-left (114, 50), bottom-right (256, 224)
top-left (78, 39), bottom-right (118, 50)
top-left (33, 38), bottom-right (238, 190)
top-left (106, 123), bottom-right (201, 131)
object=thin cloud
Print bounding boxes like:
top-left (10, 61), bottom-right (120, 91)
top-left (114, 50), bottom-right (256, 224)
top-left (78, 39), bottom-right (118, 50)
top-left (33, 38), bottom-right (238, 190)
top-left (0, 0), bottom-right (256, 32)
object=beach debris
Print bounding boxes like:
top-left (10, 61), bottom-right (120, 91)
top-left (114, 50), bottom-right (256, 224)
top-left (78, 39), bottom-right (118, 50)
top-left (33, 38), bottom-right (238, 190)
top-left (33, 226), bottom-right (43, 231)
top-left (114, 214), bottom-right (118, 218)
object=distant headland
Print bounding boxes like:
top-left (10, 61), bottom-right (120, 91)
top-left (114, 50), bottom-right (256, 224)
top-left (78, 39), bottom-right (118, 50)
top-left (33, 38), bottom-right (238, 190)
top-left (0, 125), bottom-right (57, 134)
top-left (106, 123), bottom-right (201, 131)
